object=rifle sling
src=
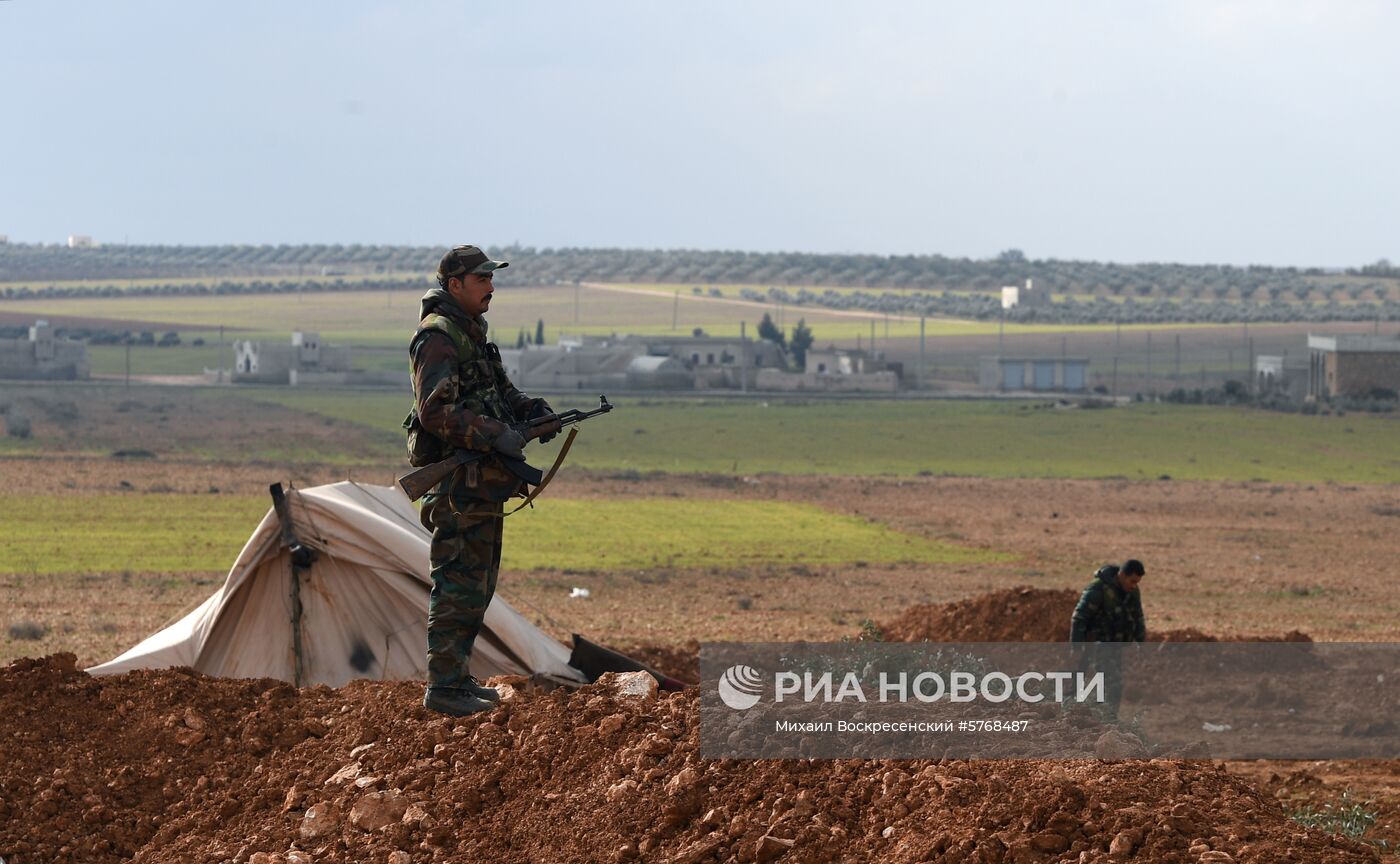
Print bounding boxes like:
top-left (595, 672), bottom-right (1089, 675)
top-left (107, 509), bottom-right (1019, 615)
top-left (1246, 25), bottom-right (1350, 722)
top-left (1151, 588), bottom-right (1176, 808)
top-left (508, 426), bottom-right (578, 516)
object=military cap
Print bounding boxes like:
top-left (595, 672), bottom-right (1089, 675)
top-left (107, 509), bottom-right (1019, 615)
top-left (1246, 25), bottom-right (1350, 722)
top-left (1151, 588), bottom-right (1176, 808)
top-left (437, 245), bottom-right (509, 284)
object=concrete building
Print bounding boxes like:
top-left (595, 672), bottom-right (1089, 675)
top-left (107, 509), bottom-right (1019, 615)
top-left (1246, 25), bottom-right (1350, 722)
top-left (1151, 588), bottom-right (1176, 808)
top-left (0, 320), bottom-right (90, 380)
top-left (1255, 354), bottom-right (1308, 401)
top-left (645, 335), bottom-right (786, 389)
top-left (1307, 334), bottom-right (1400, 399)
top-left (67, 235), bottom-right (94, 248)
top-left (979, 356), bottom-right (1089, 392)
top-left (502, 341), bottom-right (644, 392)
top-left (757, 347), bottom-right (899, 392)
top-left (231, 331), bottom-right (352, 385)
top-left (1001, 278), bottom-right (1051, 310)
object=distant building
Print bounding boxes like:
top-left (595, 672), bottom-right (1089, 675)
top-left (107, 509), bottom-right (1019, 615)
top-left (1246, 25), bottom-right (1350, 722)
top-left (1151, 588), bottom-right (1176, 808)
top-left (646, 335), bottom-right (786, 389)
top-left (0, 320), bottom-right (90, 380)
top-left (1255, 354), bottom-right (1308, 400)
top-left (757, 347), bottom-right (899, 392)
top-left (0, 234), bottom-right (8, 245)
top-left (1306, 334), bottom-right (1400, 399)
top-left (67, 234), bottom-right (95, 249)
top-left (231, 331), bottom-right (351, 385)
top-left (979, 356), bottom-right (1089, 392)
top-left (503, 339), bottom-right (644, 392)
top-left (1001, 278), bottom-right (1050, 310)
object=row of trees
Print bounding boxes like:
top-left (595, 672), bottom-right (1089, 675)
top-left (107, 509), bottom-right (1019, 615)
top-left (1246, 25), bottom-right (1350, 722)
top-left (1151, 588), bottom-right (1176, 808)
top-left (740, 287), bottom-right (1400, 326)
top-left (4, 243), bottom-right (1397, 301)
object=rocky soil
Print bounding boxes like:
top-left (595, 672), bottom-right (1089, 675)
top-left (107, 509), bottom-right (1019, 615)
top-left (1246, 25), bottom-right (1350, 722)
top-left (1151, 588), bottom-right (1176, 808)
top-left (1, 651), bottom-right (1382, 864)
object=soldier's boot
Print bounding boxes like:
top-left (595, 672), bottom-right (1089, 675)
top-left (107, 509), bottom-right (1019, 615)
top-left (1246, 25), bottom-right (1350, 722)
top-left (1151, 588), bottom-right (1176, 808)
top-left (423, 688), bottom-right (495, 717)
top-left (464, 677), bottom-right (500, 702)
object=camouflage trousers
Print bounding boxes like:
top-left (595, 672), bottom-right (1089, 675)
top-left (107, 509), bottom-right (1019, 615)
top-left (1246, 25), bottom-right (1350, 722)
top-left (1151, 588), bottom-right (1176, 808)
top-left (420, 495), bottom-right (504, 692)
top-left (1079, 643), bottom-right (1126, 719)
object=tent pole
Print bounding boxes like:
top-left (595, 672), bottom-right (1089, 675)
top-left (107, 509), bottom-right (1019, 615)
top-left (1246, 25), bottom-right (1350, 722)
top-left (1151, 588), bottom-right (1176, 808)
top-left (290, 568), bottom-right (306, 687)
top-left (271, 483), bottom-right (316, 687)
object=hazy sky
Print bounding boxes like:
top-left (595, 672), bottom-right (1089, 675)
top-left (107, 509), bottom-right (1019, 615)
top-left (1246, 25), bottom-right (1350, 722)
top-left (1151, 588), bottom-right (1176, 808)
top-left (2, 1), bottom-right (1396, 266)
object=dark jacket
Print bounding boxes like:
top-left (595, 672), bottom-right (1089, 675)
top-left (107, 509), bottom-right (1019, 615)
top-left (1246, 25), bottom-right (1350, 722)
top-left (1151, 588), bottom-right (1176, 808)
top-left (408, 288), bottom-right (542, 502)
top-left (1070, 568), bottom-right (1146, 643)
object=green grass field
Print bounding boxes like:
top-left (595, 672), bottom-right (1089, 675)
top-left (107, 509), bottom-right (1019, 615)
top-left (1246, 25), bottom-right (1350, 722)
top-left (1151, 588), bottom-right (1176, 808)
top-left (236, 391), bottom-right (1400, 484)
top-left (3, 284), bottom-right (1258, 354)
top-left (0, 494), bottom-right (993, 575)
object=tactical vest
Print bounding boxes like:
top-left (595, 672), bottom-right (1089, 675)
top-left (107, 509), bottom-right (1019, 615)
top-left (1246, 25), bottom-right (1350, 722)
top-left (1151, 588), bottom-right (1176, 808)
top-left (404, 313), bottom-right (516, 468)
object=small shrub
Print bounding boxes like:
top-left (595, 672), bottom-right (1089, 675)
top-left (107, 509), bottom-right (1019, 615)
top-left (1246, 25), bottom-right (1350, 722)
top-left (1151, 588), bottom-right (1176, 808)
top-left (8, 620), bottom-right (47, 641)
top-left (1288, 789), bottom-right (1386, 848)
top-left (4, 407), bottom-right (31, 439)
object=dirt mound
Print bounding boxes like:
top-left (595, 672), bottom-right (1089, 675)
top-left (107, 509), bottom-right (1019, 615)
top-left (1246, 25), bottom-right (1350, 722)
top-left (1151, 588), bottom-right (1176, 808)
top-left (880, 587), bottom-right (1082, 642)
top-left (880, 587), bottom-right (1314, 644)
top-left (616, 640), bottom-right (700, 684)
top-left (2, 654), bottom-right (1378, 864)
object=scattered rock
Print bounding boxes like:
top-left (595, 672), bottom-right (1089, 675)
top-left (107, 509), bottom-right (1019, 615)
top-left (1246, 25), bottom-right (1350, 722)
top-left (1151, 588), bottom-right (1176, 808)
top-left (598, 713), bottom-right (627, 736)
top-left (282, 785), bottom-right (307, 813)
top-left (1095, 729), bottom-right (1149, 760)
top-left (387, 852), bottom-right (410, 864)
top-left (1198, 853), bottom-right (1234, 863)
top-left (299, 802), bottom-right (341, 840)
top-left (754, 834), bottom-right (795, 862)
top-left (325, 761), bottom-right (362, 785)
top-left (1030, 831), bottom-right (1069, 853)
top-left (1109, 828), bottom-right (1142, 858)
top-left (349, 790), bottom-right (408, 832)
top-left (598, 671), bottom-right (659, 700)
top-left (669, 832), bottom-right (722, 864)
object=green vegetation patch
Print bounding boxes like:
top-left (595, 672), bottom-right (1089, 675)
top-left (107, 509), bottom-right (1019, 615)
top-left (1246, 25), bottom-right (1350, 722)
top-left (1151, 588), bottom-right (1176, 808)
top-left (0, 495), bottom-right (270, 575)
top-left (503, 499), bottom-right (997, 571)
top-left (0, 494), bottom-right (990, 576)
top-left (239, 394), bottom-right (1400, 484)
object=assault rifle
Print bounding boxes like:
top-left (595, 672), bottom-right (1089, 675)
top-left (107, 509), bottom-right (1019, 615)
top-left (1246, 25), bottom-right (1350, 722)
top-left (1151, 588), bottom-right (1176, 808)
top-left (397, 395), bottom-right (614, 503)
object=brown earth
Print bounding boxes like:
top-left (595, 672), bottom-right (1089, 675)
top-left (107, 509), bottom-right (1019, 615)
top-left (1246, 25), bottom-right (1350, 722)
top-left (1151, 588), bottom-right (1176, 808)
top-left (0, 654), bottom-right (1384, 864)
top-left (878, 586), bottom-right (1315, 644)
top-left (5, 459), bottom-right (1400, 860)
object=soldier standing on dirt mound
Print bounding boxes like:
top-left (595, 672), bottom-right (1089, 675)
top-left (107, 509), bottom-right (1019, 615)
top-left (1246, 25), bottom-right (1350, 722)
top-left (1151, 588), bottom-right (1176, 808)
top-left (1069, 559), bottom-right (1146, 718)
top-left (406, 245), bottom-right (561, 717)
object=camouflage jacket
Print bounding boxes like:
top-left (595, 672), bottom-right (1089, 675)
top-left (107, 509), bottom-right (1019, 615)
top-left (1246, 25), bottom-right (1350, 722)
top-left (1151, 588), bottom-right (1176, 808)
top-left (408, 288), bottom-right (543, 502)
top-left (1070, 570), bottom-right (1146, 643)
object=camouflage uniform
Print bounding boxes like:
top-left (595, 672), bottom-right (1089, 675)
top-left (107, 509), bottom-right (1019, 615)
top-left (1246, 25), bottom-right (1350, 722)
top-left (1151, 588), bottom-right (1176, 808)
top-left (408, 287), bottom-right (546, 693)
top-left (1070, 566), bottom-right (1146, 716)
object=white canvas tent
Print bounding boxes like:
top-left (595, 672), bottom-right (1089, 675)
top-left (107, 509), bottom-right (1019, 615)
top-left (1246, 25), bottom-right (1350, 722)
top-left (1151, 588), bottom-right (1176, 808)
top-left (89, 481), bottom-right (586, 688)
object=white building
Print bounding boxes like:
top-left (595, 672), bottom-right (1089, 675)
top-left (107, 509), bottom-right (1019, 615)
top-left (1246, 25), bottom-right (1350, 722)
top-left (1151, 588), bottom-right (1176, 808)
top-left (67, 235), bottom-right (95, 248)
top-left (232, 331), bottom-right (351, 385)
top-left (1001, 278), bottom-right (1050, 310)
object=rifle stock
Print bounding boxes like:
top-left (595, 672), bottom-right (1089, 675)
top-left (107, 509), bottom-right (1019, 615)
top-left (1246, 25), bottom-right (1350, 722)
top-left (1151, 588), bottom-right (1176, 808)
top-left (396, 396), bottom-right (614, 503)
top-left (398, 450), bottom-right (479, 502)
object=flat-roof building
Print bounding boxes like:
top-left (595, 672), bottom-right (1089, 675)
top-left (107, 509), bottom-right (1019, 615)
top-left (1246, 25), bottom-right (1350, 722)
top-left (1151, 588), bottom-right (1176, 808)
top-left (1306, 334), bottom-right (1400, 399)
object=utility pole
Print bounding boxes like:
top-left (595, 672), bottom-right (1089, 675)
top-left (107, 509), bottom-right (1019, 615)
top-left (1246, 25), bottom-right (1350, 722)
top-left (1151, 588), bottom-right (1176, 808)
top-left (1248, 337), bottom-right (1255, 396)
top-left (574, 280), bottom-right (580, 325)
top-left (672, 290), bottom-right (679, 331)
top-left (740, 321), bottom-right (748, 393)
top-left (1112, 355), bottom-right (1119, 400)
top-left (919, 315), bottom-right (926, 390)
top-left (1146, 331), bottom-right (1153, 390)
top-left (869, 319), bottom-right (876, 357)
top-left (218, 325), bottom-right (225, 384)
